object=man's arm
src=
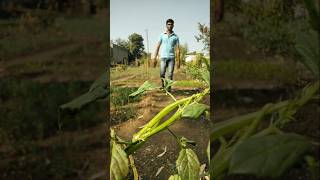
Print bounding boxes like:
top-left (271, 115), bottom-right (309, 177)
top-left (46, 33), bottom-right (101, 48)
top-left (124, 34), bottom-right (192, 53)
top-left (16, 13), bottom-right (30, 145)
top-left (153, 42), bottom-right (161, 61)
top-left (176, 44), bottom-right (181, 69)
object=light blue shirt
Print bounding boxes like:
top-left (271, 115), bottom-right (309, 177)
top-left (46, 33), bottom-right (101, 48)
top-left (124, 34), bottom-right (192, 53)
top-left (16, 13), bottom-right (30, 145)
top-left (158, 31), bottom-right (179, 58)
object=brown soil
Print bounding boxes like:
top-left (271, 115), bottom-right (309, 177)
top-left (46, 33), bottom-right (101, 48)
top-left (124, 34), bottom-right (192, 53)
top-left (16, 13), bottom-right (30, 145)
top-left (112, 88), bottom-right (211, 179)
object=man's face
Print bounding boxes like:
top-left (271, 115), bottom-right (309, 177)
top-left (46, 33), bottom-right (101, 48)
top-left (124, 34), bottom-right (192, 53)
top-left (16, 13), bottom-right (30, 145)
top-left (166, 22), bottom-right (174, 31)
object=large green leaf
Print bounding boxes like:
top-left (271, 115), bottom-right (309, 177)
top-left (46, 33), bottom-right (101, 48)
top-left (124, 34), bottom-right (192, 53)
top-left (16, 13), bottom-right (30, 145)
top-left (229, 134), bottom-right (312, 178)
top-left (176, 148), bottom-right (200, 180)
top-left (60, 73), bottom-right (109, 112)
top-left (182, 103), bottom-right (209, 119)
top-left (129, 81), bottom-right (158, 97)
top-left (110, 141), bottom-right (129, 180)
top-left (168, 174), bottom-right (181, 180)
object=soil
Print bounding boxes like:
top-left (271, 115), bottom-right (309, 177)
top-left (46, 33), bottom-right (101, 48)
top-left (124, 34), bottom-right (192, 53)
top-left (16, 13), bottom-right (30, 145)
top-left (112, 89), bottom-right (211, 179)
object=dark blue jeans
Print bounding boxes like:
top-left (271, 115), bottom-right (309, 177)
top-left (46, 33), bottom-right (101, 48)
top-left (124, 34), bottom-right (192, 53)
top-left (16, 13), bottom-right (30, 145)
top-left (160, 57), bottom-right (175, 87)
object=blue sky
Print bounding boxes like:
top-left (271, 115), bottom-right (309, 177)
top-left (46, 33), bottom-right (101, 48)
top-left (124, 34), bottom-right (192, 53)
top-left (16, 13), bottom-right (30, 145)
top-left (110, 0), bottom-right (209, 54)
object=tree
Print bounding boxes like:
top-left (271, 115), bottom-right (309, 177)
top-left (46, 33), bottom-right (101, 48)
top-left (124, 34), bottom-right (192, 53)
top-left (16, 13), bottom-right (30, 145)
top-left (195, 23), bottom-right (210, 52)
top-left (179, 43), bottom-right (188, 66)
top-left (128, 33), bottom-right (145, 62)
top-left (114, 38), bottom-right (129, 49)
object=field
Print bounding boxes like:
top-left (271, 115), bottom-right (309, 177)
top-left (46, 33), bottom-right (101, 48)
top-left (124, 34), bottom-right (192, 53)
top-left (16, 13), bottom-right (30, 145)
top-left (110, 65), bottom-right (211, 179)
top-left (0, 10), bottom-right (108, 180)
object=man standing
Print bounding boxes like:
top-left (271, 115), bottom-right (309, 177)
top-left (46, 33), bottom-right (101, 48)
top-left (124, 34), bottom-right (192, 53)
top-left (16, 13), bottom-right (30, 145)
top-left (153, 19), bottom-right (180, 92)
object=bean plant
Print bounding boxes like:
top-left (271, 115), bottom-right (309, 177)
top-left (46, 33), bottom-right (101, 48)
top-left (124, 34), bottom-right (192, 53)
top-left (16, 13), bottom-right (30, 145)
top-left (110, 65), bottom-right (211, 180)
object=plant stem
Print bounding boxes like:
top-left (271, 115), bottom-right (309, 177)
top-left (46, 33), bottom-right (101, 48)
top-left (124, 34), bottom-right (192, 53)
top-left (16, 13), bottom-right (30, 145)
top-left (132, 96), bottom-right (192, 141)
top-left (129, 155), bottom-right (139, 180)
top-left (166, 90), bottom-right (177, 101)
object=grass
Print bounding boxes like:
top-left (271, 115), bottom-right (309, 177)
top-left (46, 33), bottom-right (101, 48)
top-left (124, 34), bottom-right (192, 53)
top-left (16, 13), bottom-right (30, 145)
top-left (0, 78), bottom-right (106, 147)
top-left (110, 86), bottom-right (142, 107)
top-left (0, 30), bottom-right (69, 60)
top-left (214, 59), bottom-right (299, 83)
top-left (0, 14), bottom-right (107, 61)
top-left (174, 80), bottom-right (205, 88)
top-left (55, 15), bottom-right (107, 40)
top-left (111, 66), bottom-right (161, 81)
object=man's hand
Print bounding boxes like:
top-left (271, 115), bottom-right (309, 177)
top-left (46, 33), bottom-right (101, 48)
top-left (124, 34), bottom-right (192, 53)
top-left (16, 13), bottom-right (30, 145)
top-left (176, 44), bottom-right (181, 69)
top-left (152, 42), bottom-right (161, 68)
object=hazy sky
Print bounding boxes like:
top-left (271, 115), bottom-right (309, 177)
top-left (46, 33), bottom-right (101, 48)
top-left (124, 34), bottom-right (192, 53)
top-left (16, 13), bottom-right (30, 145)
top-left (110, 0), bottom-right (209, 54)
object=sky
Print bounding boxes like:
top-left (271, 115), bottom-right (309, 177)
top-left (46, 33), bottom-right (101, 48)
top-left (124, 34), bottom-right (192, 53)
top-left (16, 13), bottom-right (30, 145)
top-left (110, 0), bottom-right (209, 54)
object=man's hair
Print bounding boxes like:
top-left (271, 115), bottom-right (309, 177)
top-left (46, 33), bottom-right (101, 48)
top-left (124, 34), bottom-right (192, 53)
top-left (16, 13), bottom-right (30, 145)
top-left (166, 19), bottom-right (174, 24)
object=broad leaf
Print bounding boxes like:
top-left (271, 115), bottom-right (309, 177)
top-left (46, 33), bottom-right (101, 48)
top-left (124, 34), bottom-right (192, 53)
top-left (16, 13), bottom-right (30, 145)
top-left (176, 148), bottom-right (200, 180)
top-left (182, 103), bottom-right (209, 119)
top-left (60, 88), bottom-right (108, 112)
top-left (110, 141), bottom-right (129, 180)
top-left (168, 174), bottom-right (181, 180)
top-left (129, 81), bottom-right (158, 97)
top-left (60, 73), bottom-right (109, 112)
top-left (229, 134), bottom-right (312, 178)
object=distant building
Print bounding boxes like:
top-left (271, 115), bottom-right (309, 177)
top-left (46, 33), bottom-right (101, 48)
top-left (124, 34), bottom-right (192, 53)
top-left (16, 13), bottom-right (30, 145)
top-left (110, 43), bottom-right (129, 66)
top-left (185, 54), bottom-right (196, 63)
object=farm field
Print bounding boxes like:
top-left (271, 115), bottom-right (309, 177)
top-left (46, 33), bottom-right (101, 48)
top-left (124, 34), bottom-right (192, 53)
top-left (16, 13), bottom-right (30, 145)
top-left (0, 10), bottom-right (108, 179)
top-left (110, 66), bottom-right (211, 179)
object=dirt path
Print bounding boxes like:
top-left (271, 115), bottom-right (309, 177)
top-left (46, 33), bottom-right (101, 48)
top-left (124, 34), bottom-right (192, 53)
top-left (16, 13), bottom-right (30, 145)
top-left (0, 38), bottom-right (103, 81)
top-left (112, 87), bottom-right (211, 179)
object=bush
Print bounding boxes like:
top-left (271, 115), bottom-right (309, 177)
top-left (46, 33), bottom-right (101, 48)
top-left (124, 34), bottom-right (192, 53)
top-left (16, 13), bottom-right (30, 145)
top-left (224, 0), bottom-right (309, 56)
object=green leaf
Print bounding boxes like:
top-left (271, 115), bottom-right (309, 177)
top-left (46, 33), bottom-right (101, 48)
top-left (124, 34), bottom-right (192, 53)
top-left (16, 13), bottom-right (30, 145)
top-left (110, 141), bottom-right (129, 180)
top-left (162, 78), bottom-right (175, 91)
top-left (129, 81), bottom-right (158, 97)
top-left (201, 69), bottom-right (210, 86)
top-left (176, 148), bottom-right (200, 180)
top-left (168, 174), bottom-right (182, 180)
top-left (179, 137), bottom-right (196, 148)
top-left (229, 134), bottom-right (312, 178)
top-left (60, 73), bottom-right (109, 112)
top-left (182, 103), bottom-right (209, 119)
top-left (210, 145), bottom-right (233, 179)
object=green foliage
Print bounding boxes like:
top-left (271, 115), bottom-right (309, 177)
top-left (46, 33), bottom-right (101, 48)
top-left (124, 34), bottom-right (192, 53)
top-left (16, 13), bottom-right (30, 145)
top-left (215, 60), bottom-right (297, 82)
top-left (229, 134), bottom-right (311, 177)
top-left (128, 33), bottom-right (145, 61)
top-left (195, 23), bottom-right (210, 52)
top-left (0, 78), bottom-right (105, 146)
top-left (185, 59), bottom-right (210, 83)
top-left (60, 73), bottom-right (108, 112)
top-left (292, 0), bottom-right (320, 79)
top-left (303, 0), bottom-right (320, 32)
top-left (111, 87), bottom-right (141, 107)
top-left (114, 38), bottom-right (129, 50)
top-left (168, 174), bottom-right (182, 180)
top-left (294, 29), bottom-right (319, 78)
top-left (224, 0), bottom-right (308, 56)
top-left (305, 155), bottom-right (320, 180)
top-left (110, 134), bottom-right (129, 180)
top-left (182, 103), bottom-right (209, 119)
top-left (128, 81), bottom-right (158, 97)
top-left (176, 148), bottom-right (201, 180)
top-left (179, 43), bottom-right (189, 65)
top-left (210, 81), bottom-right (319, 178)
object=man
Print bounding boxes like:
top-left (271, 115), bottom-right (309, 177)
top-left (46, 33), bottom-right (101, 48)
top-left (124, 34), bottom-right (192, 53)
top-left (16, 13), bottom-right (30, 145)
top-left (153, 18), bottom-right (180, 92)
